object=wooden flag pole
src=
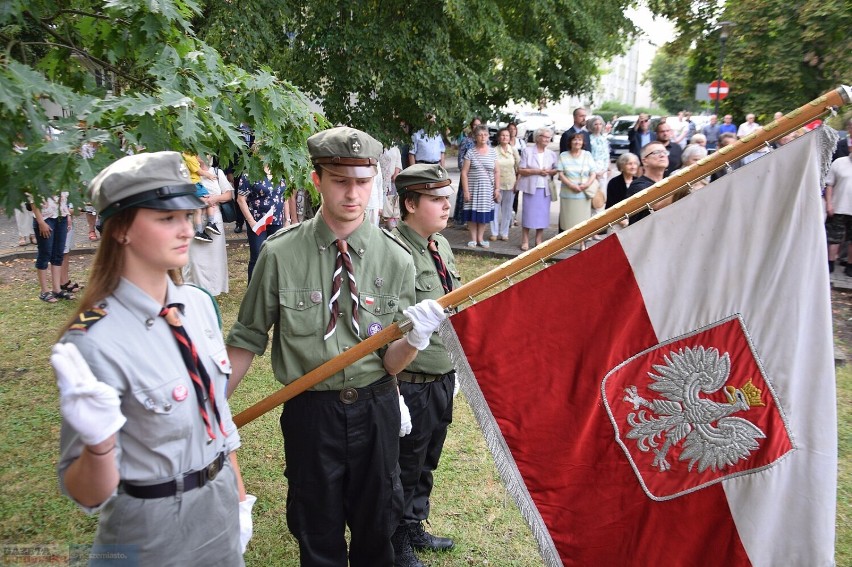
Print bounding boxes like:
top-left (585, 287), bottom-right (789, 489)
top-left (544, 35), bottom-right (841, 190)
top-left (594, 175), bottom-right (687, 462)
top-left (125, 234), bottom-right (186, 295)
top-left (233, 85), bottom-right (850, 427)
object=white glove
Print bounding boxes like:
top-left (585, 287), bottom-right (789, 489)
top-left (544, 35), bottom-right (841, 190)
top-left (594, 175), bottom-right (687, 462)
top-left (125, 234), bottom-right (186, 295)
top-left (403, 299), bottom-right (447, 350)
top-left (398, 395), bottom-right (412, 437)
top-left (453, 375), bottom-right (460, 398)
top-left (51, 343), bottom-right (126, 446)
top-left (239, 494), bottom-right (257, 553)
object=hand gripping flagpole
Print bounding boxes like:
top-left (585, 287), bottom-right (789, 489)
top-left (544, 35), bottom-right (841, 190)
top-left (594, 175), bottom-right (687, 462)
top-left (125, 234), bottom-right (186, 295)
top-left (233, 85), bottom-right (850, 428)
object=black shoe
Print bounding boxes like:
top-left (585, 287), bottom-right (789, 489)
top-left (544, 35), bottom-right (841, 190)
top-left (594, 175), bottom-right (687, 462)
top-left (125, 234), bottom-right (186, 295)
top-left (391, 526), bottom-right (425, 567)
top-left (829, 260), bottom-right (835, 273)
top-left (194, 231), bottom-right (213, 242)
top-left (845, 264), bottom-right (852, 278)
top-left (234, 225), bottom-right (243, 234)
top-left (205, 221), bottom-right (221, 235)
top-left (408, 522), bottom-right (454, 552)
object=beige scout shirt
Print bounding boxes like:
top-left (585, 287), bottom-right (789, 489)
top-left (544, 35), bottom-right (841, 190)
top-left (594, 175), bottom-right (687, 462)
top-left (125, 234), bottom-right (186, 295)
top-left (392, 223), bottom-right (460, 375)
top-left (59, 278), bottom-right (240, 507)
top-left (227, 214), bottom-right (416, 390)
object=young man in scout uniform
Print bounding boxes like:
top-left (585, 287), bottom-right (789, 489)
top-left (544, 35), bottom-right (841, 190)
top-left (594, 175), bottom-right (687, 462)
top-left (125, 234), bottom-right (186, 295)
top-left (225, 126), bottom-right (447, 567)
top-left (391, 164), bottom-right (461, 567)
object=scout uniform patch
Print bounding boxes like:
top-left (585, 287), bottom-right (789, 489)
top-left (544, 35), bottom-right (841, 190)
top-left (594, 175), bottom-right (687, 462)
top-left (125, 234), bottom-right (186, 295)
top-left (68, 307), bottom-right (107, 332)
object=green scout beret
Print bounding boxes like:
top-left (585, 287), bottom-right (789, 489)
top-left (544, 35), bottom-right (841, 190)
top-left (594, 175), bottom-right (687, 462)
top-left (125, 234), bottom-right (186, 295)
top-left (308, 126), bottom-right (382, 178)
top-left (90, 151), bottom-right (204, 220)
top-left (395, 163), bottom-right (453, 197)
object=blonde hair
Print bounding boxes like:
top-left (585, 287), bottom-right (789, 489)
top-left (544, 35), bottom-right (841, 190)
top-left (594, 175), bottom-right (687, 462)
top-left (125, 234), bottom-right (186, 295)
top-left (59, 208), bottom-right (183, 336)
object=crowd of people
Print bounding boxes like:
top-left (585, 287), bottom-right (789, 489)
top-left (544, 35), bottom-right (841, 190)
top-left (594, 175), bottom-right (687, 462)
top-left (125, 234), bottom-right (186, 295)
top-left (15, 108), bottom-right (847, 307)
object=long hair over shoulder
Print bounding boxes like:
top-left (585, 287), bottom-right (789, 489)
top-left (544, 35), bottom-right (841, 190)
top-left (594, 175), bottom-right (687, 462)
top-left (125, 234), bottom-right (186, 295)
top-left (59, 208), bottom-right (183, 336)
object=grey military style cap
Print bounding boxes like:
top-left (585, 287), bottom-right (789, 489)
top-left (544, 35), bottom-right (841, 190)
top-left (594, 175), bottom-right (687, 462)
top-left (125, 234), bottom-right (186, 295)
top-left (90, 151), bottom-right (205, 220)
top-left (308, 126), bottom-right (382, 178)
top-left (395, 163), bottom-right (453, 197)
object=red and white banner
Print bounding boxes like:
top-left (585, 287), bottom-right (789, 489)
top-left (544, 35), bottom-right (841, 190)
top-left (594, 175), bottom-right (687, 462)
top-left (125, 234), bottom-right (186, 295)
top-left (443, 129), bottom-right (837, 566)
top-left (251, 206), bottom-right (275, 235)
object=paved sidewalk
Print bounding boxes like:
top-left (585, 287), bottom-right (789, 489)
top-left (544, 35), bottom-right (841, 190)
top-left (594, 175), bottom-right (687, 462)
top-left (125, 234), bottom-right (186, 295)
top-left (2, 161), bottom-right (850, 291)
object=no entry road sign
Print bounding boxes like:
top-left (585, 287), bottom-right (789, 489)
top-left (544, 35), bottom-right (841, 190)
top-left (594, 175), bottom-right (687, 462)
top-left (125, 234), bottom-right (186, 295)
top-left (709, 80), bottom-right (730, 100)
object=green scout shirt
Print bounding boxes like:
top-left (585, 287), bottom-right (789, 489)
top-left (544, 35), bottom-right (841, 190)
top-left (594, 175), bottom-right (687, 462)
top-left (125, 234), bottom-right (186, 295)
top-left (392, 223), bottom-right (461, 375)
top-left (227, 214), bottom-right (415, 390)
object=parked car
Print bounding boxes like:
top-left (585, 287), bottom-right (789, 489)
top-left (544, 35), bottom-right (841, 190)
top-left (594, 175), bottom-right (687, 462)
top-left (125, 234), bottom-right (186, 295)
top-left (516, 112), bottom-right (556, 142)
top-left (487, 111), bottom-right (556, 144)
top-left (486, 116), bottom-right (513, 145)
top-left (607, 115), bottom-right (661, 159)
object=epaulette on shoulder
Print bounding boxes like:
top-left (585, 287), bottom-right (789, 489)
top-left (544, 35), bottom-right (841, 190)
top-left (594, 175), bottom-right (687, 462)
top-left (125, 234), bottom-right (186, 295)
top-left (68, 306), bottom-right (108, 333)
top-left (433, 232), bottom-right (451, 248)
top-left (267, 222), bottom-right (302, 242)
top-left (382, 227), bottom-right (412, 254)
top-left (185, 284), bottom-right (223, 330)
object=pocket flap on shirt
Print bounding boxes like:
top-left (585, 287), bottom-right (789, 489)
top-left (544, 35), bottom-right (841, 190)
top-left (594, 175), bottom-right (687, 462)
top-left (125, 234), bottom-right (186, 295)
top-left (210, 347), bottom-right (232, 374)
top-left (359, 293), bottom-right (399, 316)
top-left (280, 289), bottom-right (323, 311)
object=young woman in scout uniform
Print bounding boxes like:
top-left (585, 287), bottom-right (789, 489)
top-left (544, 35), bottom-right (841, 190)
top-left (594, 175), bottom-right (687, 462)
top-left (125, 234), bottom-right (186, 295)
top-left (51, 151), bottom-right (250, 565)
top-left (391, 164), bottom-right (461, 567)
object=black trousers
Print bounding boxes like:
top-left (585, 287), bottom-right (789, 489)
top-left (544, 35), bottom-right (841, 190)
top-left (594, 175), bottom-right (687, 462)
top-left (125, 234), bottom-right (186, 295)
top-left (281, 380), bottom-right (403, 567)
top-left (398, 373), bottom-right (454, 526)
top-left (452, 184), bottom-right (465, 225)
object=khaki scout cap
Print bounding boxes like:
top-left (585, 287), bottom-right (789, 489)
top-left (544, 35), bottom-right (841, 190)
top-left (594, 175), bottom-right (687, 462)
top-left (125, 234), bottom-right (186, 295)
top-left (91, 151), bottom-right (205, 220)
top-left (308, 126), bottom-right (382, 178)
top-left (395, 163), bottom-right (453, 197)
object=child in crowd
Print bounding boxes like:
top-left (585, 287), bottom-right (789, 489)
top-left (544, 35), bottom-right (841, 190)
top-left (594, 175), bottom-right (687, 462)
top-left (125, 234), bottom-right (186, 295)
top-left (182, 150), bottom-right (219, 242)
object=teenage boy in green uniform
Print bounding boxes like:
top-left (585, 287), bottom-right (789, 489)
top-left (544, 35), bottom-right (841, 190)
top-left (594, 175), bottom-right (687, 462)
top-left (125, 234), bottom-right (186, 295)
top-left (226, 127), bottom-right (446, 567)
top-left (391, 164), bottom-right (461, 567)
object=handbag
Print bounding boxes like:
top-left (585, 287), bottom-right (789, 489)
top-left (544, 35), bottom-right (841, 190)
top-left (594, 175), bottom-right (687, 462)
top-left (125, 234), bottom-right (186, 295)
top-left (220, 199), bottom-right (238, 223)
top-left (582, 151), bottom-right (606, 209)
top-left (213, 166), bottom-right (237, 223)
top-left (549, 176), bottom-right (558, 202)
top-left (582, 153), bottom-right (600, 200)
top-left (583, 176), bottom-right (600, 199)
top-left (591, 183), bottom-right (606, 210)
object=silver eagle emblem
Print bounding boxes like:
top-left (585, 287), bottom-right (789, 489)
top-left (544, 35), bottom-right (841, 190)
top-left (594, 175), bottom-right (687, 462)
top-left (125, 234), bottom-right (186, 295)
top-left (622, 346), bottom-right (766, 473)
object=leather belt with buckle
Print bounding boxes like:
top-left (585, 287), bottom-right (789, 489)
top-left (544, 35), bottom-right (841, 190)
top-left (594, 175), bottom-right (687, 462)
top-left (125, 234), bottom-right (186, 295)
top-left (302, 376), bottom-right (398, 405)
top-left (122, 452), bottom-right (226, 499)
top-left (398, 370), bottom-right (455, 384)
top-left (337, 376), bottom-right (397, 404)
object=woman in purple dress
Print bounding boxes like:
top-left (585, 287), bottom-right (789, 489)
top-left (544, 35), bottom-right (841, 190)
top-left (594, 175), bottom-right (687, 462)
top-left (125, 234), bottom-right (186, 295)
top-left (516, 128), bottom-right (558, 250)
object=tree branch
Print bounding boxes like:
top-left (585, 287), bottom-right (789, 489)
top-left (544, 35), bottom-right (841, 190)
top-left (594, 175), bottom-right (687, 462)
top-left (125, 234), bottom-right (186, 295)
top-left (16, 40), bottom-right (154, 91)
top-left (40, 9), bottom-right (130, 27)
top-left (20, 11), bottom-right (154, 91)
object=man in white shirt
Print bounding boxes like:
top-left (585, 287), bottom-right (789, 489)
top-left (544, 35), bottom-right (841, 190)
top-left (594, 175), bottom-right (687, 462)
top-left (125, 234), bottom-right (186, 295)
top-left (825, 153), bottom-right (852, 275)
top-left (409, 115), bottom-right (446, 167)
top-left (737, 113), bottom-right (760, 138)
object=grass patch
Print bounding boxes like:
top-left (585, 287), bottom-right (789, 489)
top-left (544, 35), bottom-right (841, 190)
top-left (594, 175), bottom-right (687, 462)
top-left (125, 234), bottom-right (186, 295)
top-left (0, 247), bottom-right (847, 566)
